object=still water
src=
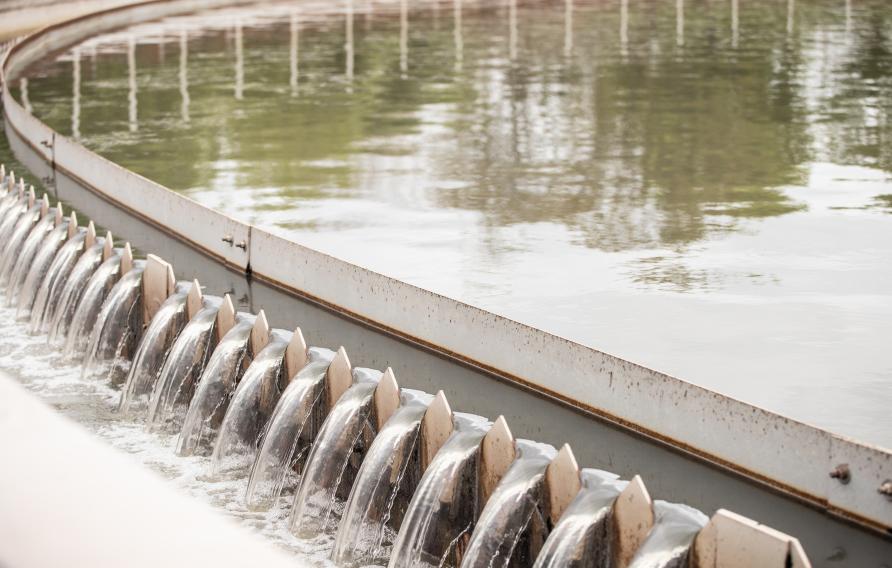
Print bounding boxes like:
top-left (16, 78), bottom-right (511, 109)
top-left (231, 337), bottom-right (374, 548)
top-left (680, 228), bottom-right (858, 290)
top-left (15, 0), bottom-right (892, 447)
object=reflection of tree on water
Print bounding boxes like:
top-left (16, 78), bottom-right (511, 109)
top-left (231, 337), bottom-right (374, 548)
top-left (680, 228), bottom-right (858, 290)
top-left (433, 0), bottom-right (814, 252)
top-left (16, 0), bottom-right (892, 256)
top-left (818, 3), bottom-right (892, 174)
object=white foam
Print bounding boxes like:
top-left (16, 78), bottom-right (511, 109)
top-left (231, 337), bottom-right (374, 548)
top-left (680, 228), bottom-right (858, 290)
top-left (0, 301), bottom-right (337, 566)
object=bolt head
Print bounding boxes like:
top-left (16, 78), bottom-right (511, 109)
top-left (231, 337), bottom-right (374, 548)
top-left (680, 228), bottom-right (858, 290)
top-left (829, 464), bottom-right (851, 485)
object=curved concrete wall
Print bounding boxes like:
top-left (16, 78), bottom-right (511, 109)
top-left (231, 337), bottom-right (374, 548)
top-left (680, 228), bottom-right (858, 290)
top-left (1, 0), bottom-right (890, 536)
top-left (0, 0), bottom-right (136, 40)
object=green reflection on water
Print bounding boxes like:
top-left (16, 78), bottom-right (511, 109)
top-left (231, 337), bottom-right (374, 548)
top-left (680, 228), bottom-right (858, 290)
top-left (14, 0), bottom-right (892, 254)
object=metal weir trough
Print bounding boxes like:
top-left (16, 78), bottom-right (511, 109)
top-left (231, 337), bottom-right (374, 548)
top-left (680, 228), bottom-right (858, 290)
top-left (0, 165), bottom-right (811, 567)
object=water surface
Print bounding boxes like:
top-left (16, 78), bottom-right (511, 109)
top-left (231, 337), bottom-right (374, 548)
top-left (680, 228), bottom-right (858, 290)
top-left (15, 0), bottom-right (892, 446)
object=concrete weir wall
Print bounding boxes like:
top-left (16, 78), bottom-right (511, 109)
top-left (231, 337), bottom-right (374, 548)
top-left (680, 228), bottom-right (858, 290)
top-left (0, 0), bottom-right (137, 41)
top-left (0, 0), bottom-right (890, 563)
top-left (0, 374), bottom-right (301, 568)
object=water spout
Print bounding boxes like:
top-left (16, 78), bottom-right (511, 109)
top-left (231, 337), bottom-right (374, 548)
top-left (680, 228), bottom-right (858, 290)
top-left (388, 413), bottom-right (492, 568)
top-left (118, 284), bottom-right (189, 413)
top-left (332, 389), bottom-right (433, 566)
top-left (82, 262), bottom-right (146, 384)
top-left (0, 201), bottom-right (50, 289)
top-left (17, 217), bottom-right (73, 316)
top-left (177, 314), bottom-right (261, 456)
top-left (49, 238), bottom-right (108, 345)
top-left (0, 192), bottom-right (27, 234)
top-left (147, 298), bottom-right (222, 431)
top-left (627, 502), bottom-right (707, 568)
top-left (245, 347), bottom-right (336, 510)
top-left (29, 225), bottom-right (89, 334)
top-left (210, 329), bottom-right (294, 476)
top-left (532, 469), bottom-right (627, 567)
top-left (6, 207), bottom-right (60, 304)
top-left (0, 196), bottom-right (40, 266)
top-left (290, 368), bottom-right (382, 537)
top-left (460, 440), bottom-right (557, 568)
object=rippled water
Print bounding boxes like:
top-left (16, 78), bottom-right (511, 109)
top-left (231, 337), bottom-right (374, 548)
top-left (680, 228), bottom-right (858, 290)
top-left (0, 303), bottom-right (337, 566)
top-left (12, 0), bottom-right (892, 446)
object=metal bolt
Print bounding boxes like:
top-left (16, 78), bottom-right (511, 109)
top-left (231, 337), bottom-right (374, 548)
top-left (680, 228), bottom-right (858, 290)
top-left (829, 464), bottom-right (851, 485)
top-left (879, 480), bottom-right (892, 500)
top-left (221, 235), bottom-right (234, 245)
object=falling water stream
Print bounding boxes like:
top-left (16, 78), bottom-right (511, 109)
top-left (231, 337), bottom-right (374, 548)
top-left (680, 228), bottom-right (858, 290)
top-left (1, 204), bottom-right (52, 288)
top-left (118, 284), bottom-right (189, 412)
top-left (62, 251), bottom-right (124, 355)
top-left (290, 369), bottom-right (381, 537)
top-left (48, 239), bottom-right (107, 342)
top-left (460, 440), bottom-right (557, 568)
top-left (0, 190), bottom-right (23, 220)
top-left (82, 262), bottom-right (145, 383)
top-left (29, 227), bottom-right (88, 333)
top-left (627, 502), bottom-right (708, 568)
top-left (0, 197), bottom-right (30, 248)
top-left (246, 347), bottom-right (335, 511)
top-left (178, 315), bottom-right (256, 456)
top-left (16, 218), bottom-right (70, 315)
top-left (211, 329), bottom-right (293, 476)
top-left (388, 413), bottom-right (492, 568)
top-left (332, 389), bottom-right (433, 566)
top-left (147, 298), bottom-right (221, 431)
top-left (533, 469), bottom-right (628, 567)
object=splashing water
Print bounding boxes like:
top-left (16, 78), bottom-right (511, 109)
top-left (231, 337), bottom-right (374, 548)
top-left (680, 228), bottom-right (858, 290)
top-left (49, 240), bottom-right (107, 344)
top-left (245, 348), bottom-right (335, 511)
top-left (290, 369), bottom-right (382, 538)
top-left (118, 285), bottom-right (189, 413)
top-left (29, 228), bottom-right (87, 334)
top-left (0, 202), bottom-right (41, 279)
top-left (627, 502), bottom-right (708, 568)
top-left (147, 299), bottom-right (221, 431)
top-left (388, 413), bottom-right (492, 568)
top-left (17, 220), bottom-right (71, 316)
top-left (82, 263), bottom-right (145, 384)
top-left (1, 205), bottom-right (50, 290)
top-left (0, 191), bottom-right (24, 223)
top-left (0, 303), bottom-right (337, 566)
top-left (533, 469), bottom-right (628, 568)
top-left (177, 316), bottom-right (255, 457)
top-left (460, 440), bottom-right (557, 568)
top-left (211, 330), bottom-right (292, 477)
top-left (332, 389), bottom-right (433, 566)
